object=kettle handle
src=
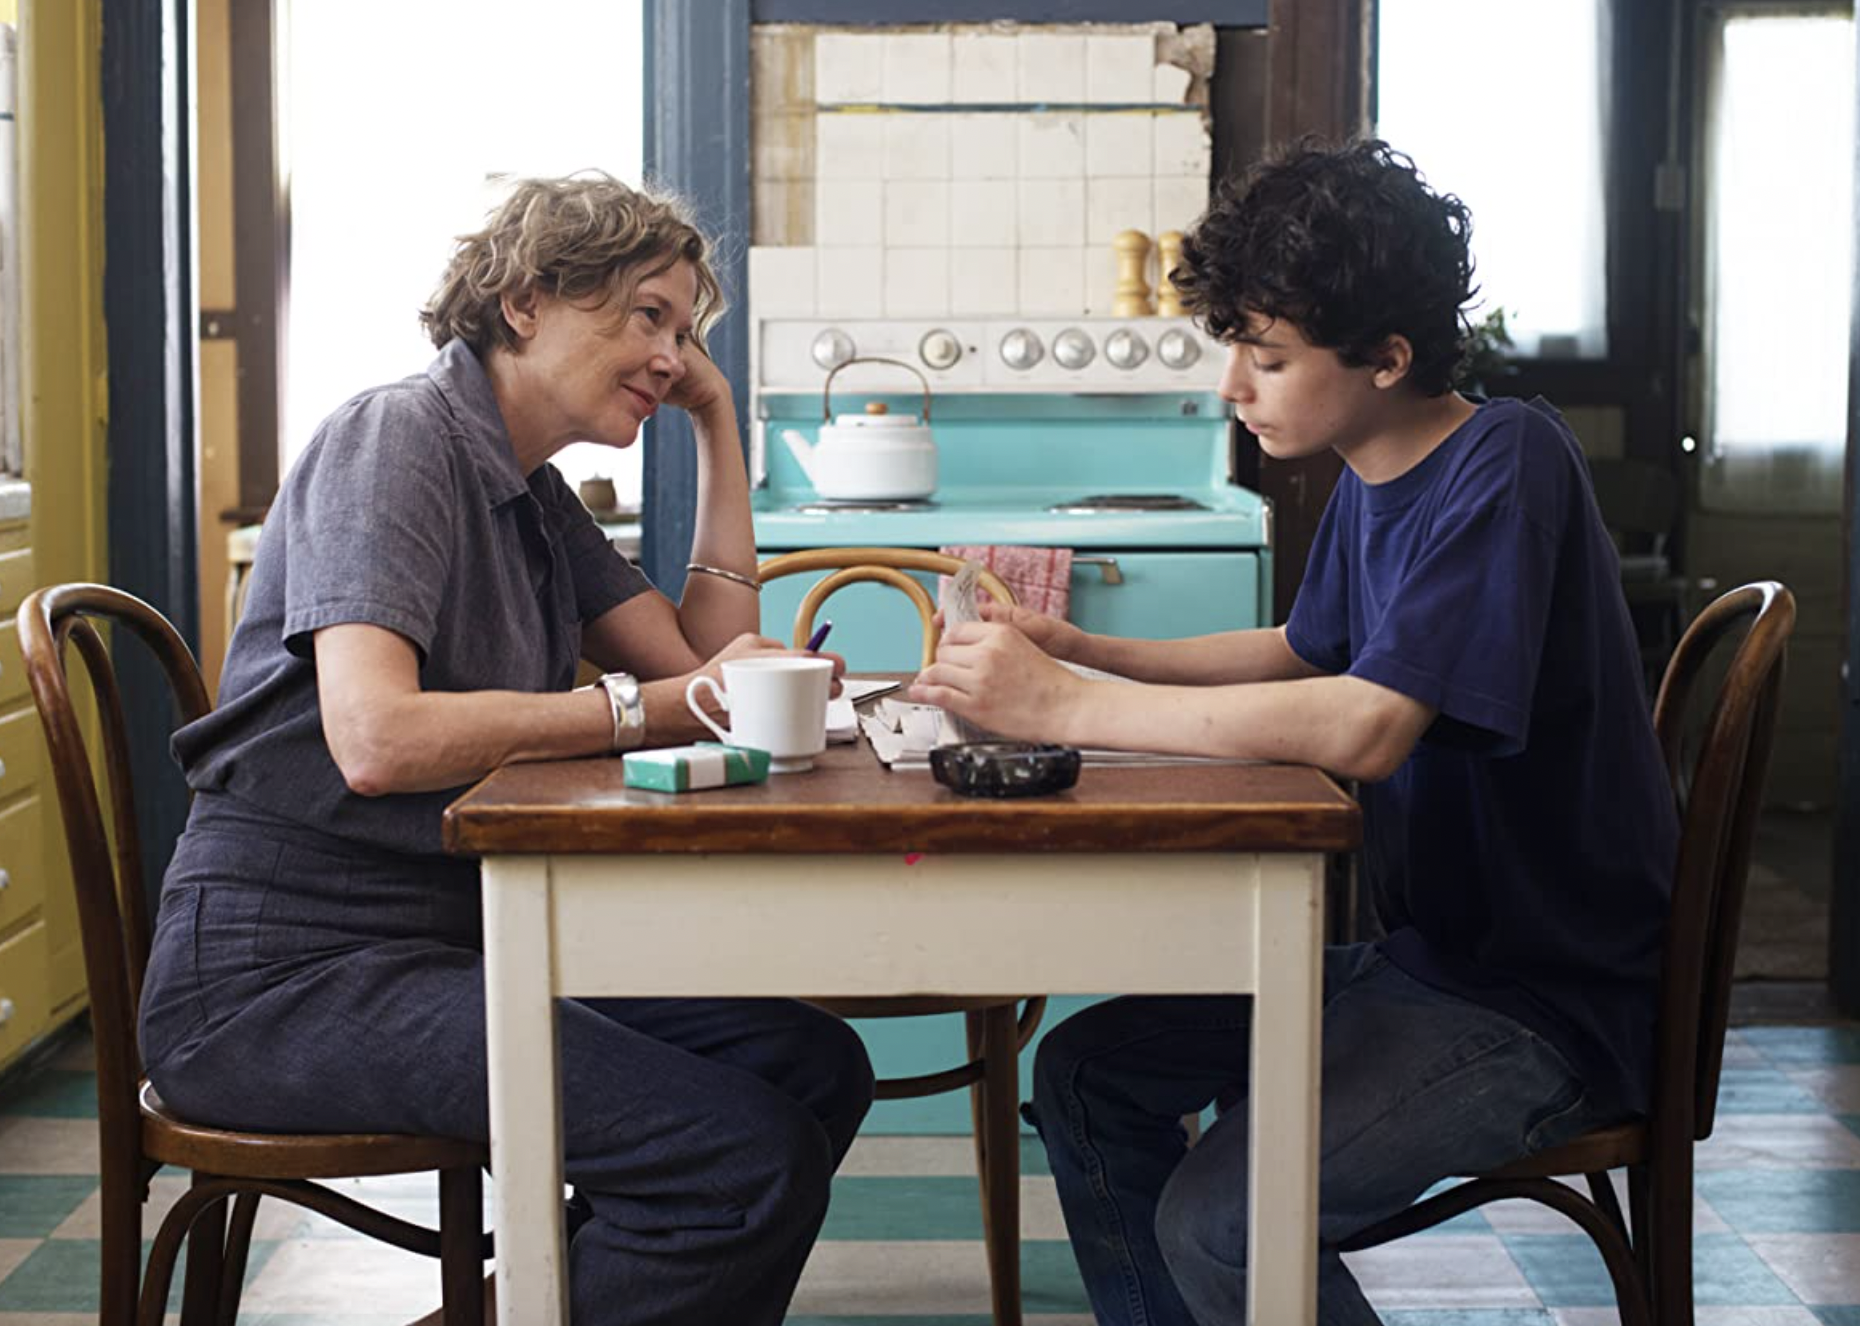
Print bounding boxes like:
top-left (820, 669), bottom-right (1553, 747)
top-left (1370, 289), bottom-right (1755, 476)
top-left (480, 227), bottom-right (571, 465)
top-left (822, 356), bottom-right (934, 425)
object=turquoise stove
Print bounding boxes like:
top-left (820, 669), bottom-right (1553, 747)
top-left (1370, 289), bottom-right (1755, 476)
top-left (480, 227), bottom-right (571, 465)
top-left (754, 390), bottom-right (1272, 666)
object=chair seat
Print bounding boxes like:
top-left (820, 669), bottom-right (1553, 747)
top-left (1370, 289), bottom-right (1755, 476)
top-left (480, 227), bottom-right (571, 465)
top-left (1482, 1120), bottom-right (1646, 1180)
top-left (141, 1081), bottom-right (488, 1180)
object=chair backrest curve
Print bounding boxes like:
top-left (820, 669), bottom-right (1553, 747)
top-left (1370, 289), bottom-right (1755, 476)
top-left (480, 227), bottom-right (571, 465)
top-left (16, 584), bottom-right (210, 1150)
top-left (1645, 581), bottom-right (1793, 1144)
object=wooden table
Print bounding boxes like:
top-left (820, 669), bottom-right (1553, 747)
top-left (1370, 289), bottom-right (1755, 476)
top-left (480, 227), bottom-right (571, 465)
top-left (444, 742), bottom-right (1360, 1325)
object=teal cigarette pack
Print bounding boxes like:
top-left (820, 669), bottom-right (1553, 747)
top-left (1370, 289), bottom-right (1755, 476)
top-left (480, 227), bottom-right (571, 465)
top-left (622, 743), bottom-right (771, 793)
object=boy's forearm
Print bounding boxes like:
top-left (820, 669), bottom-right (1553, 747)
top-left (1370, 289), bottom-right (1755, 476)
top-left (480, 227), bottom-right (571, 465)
top-left (1079, 625), bottom-right (1324, 686)
top-left (1053, 672), bottom-right (1428, 781)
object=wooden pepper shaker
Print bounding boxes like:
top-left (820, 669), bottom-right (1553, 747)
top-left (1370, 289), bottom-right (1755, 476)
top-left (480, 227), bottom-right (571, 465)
top-left (1113, 229), bottom-right (1154, 317)
top-left (1156, 230), bottom-right (1186, 316)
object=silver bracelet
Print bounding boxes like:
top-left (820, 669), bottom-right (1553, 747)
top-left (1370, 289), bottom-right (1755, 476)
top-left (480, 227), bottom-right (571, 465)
top-left (594, 671), bottom-right (646, 753)
top-left (686, 562), bottom-right (762, 594)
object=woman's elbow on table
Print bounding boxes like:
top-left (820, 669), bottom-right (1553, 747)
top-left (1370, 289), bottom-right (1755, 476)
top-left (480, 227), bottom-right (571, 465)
top-left (323, 709), bottom-right (414, 797)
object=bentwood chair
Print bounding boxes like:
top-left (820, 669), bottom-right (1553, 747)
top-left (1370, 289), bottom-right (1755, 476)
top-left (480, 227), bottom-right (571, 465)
top-left (1341, 581), bottom-right (1796, 1326)
top-left (17, 584), bottom-right (491, 1326)
top-left (757, 547), bottom-right (1041, 1326)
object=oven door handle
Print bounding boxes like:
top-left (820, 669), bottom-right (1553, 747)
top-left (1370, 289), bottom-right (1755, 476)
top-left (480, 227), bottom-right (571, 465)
top-left (1074, 555), bottom-right (1125, 586)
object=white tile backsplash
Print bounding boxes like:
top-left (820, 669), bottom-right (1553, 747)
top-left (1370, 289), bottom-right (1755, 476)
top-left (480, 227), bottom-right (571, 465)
top-left (885, 180), bottom-right (951, 247)
top-left (1084, 243), bottom-right (1120, 316)
top-left (816, 246), bottom-right (884, 316)
top-left (1153, 175), bottom-right (1210, 235)
top-left (884, 114), bottom-right (951, 180)
top-left (950, 247), bottom-right (1019, 316)
top-left (1086, 177), bottom-right (1154, 248)
top-left (814, 33), bottom-right (883, 104)
top-left (1018, 114), bottom-right (1086, 180)
top-left (1018, 246), bottom-right (1086, 315)
top-left (764, 24), bottom-right (1210, 321)
top-left (749, 245), bottom-right (817, 317)
top-left (1018, 178), bottom-right (1086, 248)
top-left (1087, 34), bottom-right (1155, 104)
top-left (815, 114), bottom-right (885, 181)
top-left (1085, 112), bottom-right (1153, 178)
top-left (950, 114), bottom-right (1018, 180)
top-left (950, 180), bottom-right (1018, 249)
top-left (1152, 61), bottom-right (1193, 104)
top-left (1154, 112), bottom-right (1211, 178)
top-left (1017, 33), bottom-right (1086, 105)
top-left (882, 32), bottom-right (952, 104)
top-left (815, 179), bottom-right (884, 247)
top-left (951, 32), bottom-right (1018, 104)
top-left (883, 247), bottom-right (951, 316)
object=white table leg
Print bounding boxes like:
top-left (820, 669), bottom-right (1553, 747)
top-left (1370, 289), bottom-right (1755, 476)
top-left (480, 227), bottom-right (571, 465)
top-left (482, 855), bottom-right (568, 1326)
top-left (1245, 854), bottom-right (1324, 1324)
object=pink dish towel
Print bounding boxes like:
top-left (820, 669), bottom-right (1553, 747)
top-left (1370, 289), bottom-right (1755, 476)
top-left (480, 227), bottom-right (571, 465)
top-left (940, 545), bottom-right (1076, 620)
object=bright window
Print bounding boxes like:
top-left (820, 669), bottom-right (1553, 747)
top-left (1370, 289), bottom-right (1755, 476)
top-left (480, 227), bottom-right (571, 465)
top-left (1700, 9), bottom-right (1853, 513)
top-left (284, 1), bottom-right (645, 505)
top-left (1375, 0), bottom-right (1610, 359)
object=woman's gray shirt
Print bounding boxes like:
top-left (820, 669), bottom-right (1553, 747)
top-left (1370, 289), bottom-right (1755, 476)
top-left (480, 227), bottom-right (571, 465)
top-left (175, 339), bottom-right (652, 858)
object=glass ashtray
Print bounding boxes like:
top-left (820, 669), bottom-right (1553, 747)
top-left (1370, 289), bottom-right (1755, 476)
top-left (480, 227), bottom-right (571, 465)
top-left (929, 742), bottom-right (1082, 799)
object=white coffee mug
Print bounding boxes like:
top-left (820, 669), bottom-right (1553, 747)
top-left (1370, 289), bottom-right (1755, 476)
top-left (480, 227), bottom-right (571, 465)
top-left (684, 656), bottom-right (835, 773)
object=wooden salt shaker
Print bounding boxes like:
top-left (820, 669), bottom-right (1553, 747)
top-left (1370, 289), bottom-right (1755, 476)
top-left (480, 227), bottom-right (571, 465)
top-left (1113, 229), bottom-right (1154, 317)
top-left (1156, 230), bottom-right (1186, 316)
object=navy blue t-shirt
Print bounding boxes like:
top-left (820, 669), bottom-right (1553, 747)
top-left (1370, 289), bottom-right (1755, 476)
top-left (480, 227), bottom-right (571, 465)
top-left (1285, 397), bottom-right (1677, 1117)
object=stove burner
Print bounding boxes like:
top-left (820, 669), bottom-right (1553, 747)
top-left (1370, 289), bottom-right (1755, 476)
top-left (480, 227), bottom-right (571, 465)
top-left (1047, 493), bottom-right (1211, 514)
top-left (788, 499), bottom-right (939, 515)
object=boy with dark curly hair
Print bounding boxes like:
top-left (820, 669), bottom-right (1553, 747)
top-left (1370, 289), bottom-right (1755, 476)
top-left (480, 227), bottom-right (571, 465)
top-left (909, 139), bottom-right (1676, 1324)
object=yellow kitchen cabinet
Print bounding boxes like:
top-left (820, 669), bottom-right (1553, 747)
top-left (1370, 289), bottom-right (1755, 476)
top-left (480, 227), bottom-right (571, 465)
top-left (0, 920), bottom-right (50, 1066)
top-left (0, 796), bottom-right (45, 935)
top-left (0, 520), bottom-right (83, 1072)
top-left (0, 0), bottom-right (111, 1075)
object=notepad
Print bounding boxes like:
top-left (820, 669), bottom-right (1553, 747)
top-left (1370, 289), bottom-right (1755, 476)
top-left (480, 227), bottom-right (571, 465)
top-left (827, 678), bottom-right (904, 744)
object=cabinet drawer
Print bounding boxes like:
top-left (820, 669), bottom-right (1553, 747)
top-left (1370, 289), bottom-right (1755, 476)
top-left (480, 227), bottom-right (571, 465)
top-left (0, 547), bottom-right (35, 617)
top-left (0, 624), bottom-right (25, 710)
top-left (0, 705), bottom-right (45, 794)
top-left (0, 920), bottom-right (50, 1067)
top-left (0, 795), bottom-right (45, 933)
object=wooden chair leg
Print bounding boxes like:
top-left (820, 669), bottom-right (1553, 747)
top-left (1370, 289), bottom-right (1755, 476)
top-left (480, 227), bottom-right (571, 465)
top-left (178, 1175), bottom-right (228, 1326)
top-left (439, 1165), bottom-right (486, 1326)
top-left (964, 1011), bottom-right (991, 1243)
top-left (979, 1003), bottom-right (1022, 1326)
top-left (215, 1191), bottom-right (262, 1326)
top-left (1648, 1161), bottom-right (1693, 1326)
top-left (1627, 1162), bottom-right (1653, 1283)
top-left (99, 1158), bottom-right (143, 1326)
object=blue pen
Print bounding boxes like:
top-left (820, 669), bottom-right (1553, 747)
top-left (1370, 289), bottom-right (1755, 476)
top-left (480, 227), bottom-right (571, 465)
top-left (805, 619), bottom-right (834, 652)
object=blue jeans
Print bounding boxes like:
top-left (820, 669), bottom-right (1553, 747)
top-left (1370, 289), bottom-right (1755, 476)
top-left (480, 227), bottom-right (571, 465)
top-left (1028, 943), bottom-right (1611, 1326)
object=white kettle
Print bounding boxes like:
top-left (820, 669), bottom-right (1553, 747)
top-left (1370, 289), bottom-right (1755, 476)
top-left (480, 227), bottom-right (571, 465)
top-left (780, 357), bottom-right (939, 501)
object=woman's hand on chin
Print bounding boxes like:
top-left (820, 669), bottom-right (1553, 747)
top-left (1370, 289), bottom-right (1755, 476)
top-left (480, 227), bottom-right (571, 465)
top-left (664, 341), bottom-right (731, 419)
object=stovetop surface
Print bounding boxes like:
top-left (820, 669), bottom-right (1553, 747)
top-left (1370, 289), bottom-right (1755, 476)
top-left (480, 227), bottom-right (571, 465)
top-left (753, 486), bottom-right (1268, 550)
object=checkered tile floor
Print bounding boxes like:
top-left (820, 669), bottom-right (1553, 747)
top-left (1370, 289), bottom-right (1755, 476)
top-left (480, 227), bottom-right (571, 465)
top-left (2, 1023), bottom-right (1859, 1324)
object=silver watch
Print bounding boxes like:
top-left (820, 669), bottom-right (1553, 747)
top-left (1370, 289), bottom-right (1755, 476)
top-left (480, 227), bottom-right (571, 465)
top-left (596, 671), bottom-right (646, 753)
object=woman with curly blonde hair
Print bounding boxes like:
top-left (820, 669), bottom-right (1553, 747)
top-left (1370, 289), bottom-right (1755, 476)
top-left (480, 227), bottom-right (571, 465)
top-left (137, 174), bottom-right (874, 1324)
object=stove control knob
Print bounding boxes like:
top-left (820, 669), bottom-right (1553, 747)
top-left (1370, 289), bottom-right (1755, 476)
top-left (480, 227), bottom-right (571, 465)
top-left (999, 328), bottom-right (1045, 371)
top-left (811, 329), bottom-right (856, 371)
top-left (1105, 328), bottom-right (1150, 370)
top-left (1053, 328), bottom-right (1095, 370)
top-left (1157, 328), bottom-right (1201, 371)
top-left (919, 328), bottom-right (962, 371)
